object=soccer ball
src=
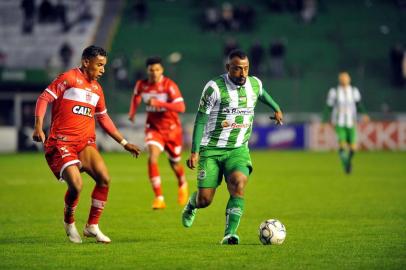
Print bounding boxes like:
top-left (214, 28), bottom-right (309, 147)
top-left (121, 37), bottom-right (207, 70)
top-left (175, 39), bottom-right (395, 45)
top-left (258, 219), bottom-right (286, 245)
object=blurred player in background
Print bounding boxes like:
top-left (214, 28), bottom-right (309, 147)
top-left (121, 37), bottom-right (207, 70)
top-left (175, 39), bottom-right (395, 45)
top-left (323, 71), bottom-right (369, 174)
top-left (129, 56), bottom-right (188, 210)
top-left (182, 50), bottom-right (283, 244)
top-left (32, 46), bottom-right (141, 244)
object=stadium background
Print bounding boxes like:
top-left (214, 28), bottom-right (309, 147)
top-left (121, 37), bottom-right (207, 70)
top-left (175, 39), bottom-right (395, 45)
top-left (0, 0), bottom-right (405, 153)
top-left (0, 1), bottom-right (406, 269)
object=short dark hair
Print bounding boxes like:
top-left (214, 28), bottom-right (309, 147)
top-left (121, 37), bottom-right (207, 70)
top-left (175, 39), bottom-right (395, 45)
top-left (146, 56), bottom-right (162, 67)
top-left (228, 49), bottom-right (248, 61)
top-left (81, 45), bottom-right (107, 59)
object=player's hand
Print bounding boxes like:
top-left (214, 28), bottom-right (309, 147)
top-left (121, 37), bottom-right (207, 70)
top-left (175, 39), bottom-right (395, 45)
top-left (186, 152), bottom-right (199, 169)
top-left (124, 143), bottom-right (142, 158)
top-left (361, 114), bottom-right (370, 123)
top-left (128, 116), bottom-right (135, 123)
top-left (270, 111), bottom-right (283, 125)
top-left (32, 128), bottom-right (46, 143)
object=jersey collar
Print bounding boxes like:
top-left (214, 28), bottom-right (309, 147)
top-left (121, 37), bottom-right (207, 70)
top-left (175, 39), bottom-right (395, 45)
top-left (224, 74), bottom-right (248, 89)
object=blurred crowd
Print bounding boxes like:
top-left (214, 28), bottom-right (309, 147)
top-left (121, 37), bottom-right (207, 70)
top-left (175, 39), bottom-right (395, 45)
top-left (20, 0), bottom-right (94, 34)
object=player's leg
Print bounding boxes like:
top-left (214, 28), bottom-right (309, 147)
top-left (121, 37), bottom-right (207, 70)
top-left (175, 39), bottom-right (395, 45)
top-left (335, 126), bottom-right (349, 171)
top-left (44, 140), bottom-right (82, 243)
top-left (62, 165), bottom-right (83, 244)
top-left (165, 133), bottom-right (188, 205)
top-left (182, 153), bottom-right (222, 228)
top-left (148, 143), bottom-right (166, 209)
top-left (221, 147), bottom-right (252, 245)
top-left (169, 159), bottom-right (189, 205)
top-left (346, 127), bottom-right (358, 174)
top-left (79, 145), bottom-right (111, 243)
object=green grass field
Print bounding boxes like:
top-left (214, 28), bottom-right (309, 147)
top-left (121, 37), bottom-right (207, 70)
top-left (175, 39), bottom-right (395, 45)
top-left (0, 151), bottom-right (405, 269)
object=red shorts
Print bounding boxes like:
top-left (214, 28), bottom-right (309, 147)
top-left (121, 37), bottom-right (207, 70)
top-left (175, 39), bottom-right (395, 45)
top-left (145, 127), bottom-right (183, 162)
top-left (44, 137), bottom-right (97, 181)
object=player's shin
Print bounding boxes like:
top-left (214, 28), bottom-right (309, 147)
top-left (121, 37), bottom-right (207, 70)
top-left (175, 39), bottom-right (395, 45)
top-left (64, 190), bottom-right (79, 224)
top-left (338, 148), bottom-right (348, 170)
top-left (87, 185), bottom-right (109, 225)
top-left (224, 196), bottom-right (244, 236)
top-left (148, 161), bottom-right (163, 197)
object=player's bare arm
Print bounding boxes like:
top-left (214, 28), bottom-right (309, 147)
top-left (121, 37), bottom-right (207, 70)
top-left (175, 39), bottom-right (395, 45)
top-left (186, 152), bottom-right (199, 169)
top-left (32, 116), bottom-right (46, 143)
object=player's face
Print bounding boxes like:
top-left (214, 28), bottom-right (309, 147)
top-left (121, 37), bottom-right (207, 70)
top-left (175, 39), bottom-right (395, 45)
top-left (338, 72), bottom-right (351, 87)
top-left (147, 63), bottom-right (164, 83)
top-left (227, 57), bottom-right (249, 85)
top-left (82, 55), bottom-right (107, 81)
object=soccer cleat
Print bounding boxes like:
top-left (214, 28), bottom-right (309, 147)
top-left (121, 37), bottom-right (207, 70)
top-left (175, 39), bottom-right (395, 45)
top-left (83, 224), bottom-right (111, 243)
top-left (64, 222), bottom-right (82, 244)
top-left (182, 203), bottom-right (196, 228)
top-left (152, 197), bottom-right (166, 210)
top-left (220, 234), bottom-right (240, 245)
top-left (177, 183), bottom-right (189, 206)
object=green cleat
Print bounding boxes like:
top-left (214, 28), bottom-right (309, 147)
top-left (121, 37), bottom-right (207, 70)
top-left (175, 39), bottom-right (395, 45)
top-left (220, 234), bottom-right (240, 245)
top-left (182, 204), bottom-right (196, 228)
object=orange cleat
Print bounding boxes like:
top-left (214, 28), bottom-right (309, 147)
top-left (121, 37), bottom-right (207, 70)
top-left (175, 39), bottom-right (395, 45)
top-left (152, 197), bottom-right (166, 210)
top-left (178, 182), bottom-right (189, 206)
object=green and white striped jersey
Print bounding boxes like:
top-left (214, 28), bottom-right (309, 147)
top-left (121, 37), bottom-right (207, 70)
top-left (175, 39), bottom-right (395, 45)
top-left (327, 85), bottom-right (361, 127)
top-left (197, 74), bottom-right (264, 148)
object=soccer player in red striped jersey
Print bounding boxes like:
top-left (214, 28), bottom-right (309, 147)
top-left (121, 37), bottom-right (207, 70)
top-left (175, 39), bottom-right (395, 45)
top-left (129, 56), bottom-right (188, 209)
top-left (32, 46), bottom-right (141, 244)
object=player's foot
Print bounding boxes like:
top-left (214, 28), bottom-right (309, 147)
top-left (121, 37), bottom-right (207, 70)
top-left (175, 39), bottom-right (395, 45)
top-left (64, 222), bottom-right (82, 244)
top-left (220, 234), bottom-right (240, 245)
top-left (83, 224), bottom-right (111, 243)
top-left (178, 183), bottom-right (189, 206)
top-left (182, 203), bottom-right (196, 228)
top-left (152, 196), bottom-right (166, 210)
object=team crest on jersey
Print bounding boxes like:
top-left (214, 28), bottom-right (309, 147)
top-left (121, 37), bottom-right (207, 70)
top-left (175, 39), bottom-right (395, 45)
top-left (76, 79), bottom-right (83, 85)
top-left (198, 170), bottom-right (206, 180)
top-left (92, 84), bottom-right (98, 90)
top-left (239, 96), bottom-right (247, 102)
top-left (72, 105), bottom-right (92, 117)
top-left (85, 92), bottom-right (92, 102)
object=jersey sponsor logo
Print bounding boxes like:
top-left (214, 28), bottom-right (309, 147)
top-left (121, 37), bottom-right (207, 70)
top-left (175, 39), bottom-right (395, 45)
top-left (72, 105), bottom-right (93, 117)
top-left (222, 107), bottom-right (254, 115)
top-left (221, 120), bottom-right (250, 129)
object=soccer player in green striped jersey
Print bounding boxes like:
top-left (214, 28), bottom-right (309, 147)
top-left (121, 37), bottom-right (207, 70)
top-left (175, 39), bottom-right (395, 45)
top-left (182, 50), bottom-right (283, 244)
top-left (323, 72), bottom-right (369, 174)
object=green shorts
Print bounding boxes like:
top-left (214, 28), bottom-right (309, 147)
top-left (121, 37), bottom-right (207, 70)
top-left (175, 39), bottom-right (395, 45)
top-left (335, 126), bottom-right (357, 145)
top-left (197, 146), bottom-right (253, 188)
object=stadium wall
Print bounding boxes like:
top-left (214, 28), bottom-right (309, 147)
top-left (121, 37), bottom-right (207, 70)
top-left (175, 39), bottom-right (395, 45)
top-left (5, 113), bottom-right (406, 153)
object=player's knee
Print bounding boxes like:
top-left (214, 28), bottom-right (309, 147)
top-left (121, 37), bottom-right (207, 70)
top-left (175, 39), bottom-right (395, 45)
top-left (98, 174), bottom-right (111, 187)
top-left (196, 196), bottom-right (212, 208)
top-left (69, 179), bottom-right (83, 194)
top-left (148, 156), bottom-right (159, 164)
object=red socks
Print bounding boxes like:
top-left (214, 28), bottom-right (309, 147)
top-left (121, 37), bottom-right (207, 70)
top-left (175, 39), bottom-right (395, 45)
top-left (64, 190), bottom-right (79, 224)
top-left (148, 161), bottom-right (162, 197)
top-left (87, 186), bottom-right (109, 225)
top-left (173, 165), bottom-right (186, 187)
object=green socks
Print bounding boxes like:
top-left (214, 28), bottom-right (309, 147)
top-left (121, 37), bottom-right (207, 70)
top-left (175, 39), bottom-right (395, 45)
top-left (338, 148), bottom-right (348, 170)
top-left (188, 191), bottom-right (197, 209)
top-left (225, 196), bottom-right (244, 236)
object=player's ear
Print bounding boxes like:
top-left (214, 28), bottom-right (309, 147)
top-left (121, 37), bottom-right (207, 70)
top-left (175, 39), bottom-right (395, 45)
top-left (81, 58), bottom-right (90, 68)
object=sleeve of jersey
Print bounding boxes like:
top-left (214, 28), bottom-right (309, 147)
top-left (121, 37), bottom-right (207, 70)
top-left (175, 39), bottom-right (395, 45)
top-left (191, 112), bottom-right (209, 153)
top-left (323, 89), bottom-right (335, 122)
top-left (95, 90), bottom-right (107, 116)
top-left (96, 113), bottom-right (118, 136)
top-left (45, 72), bottom-right (71, 99)
top-left (259, 89), bottom-right (281, 112)
top-left (129, 82), bottom-right (142, 118)
top-left (197, 83), bottom-right (217, 114)
top-left (35, 90), bottom-right (55, 117)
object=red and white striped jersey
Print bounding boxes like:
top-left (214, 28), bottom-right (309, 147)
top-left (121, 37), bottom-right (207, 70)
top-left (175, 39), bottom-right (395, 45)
top-left (131, 77), bottom-right (184, 130)
top-left (45, 68), bottom-right (106, 141)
